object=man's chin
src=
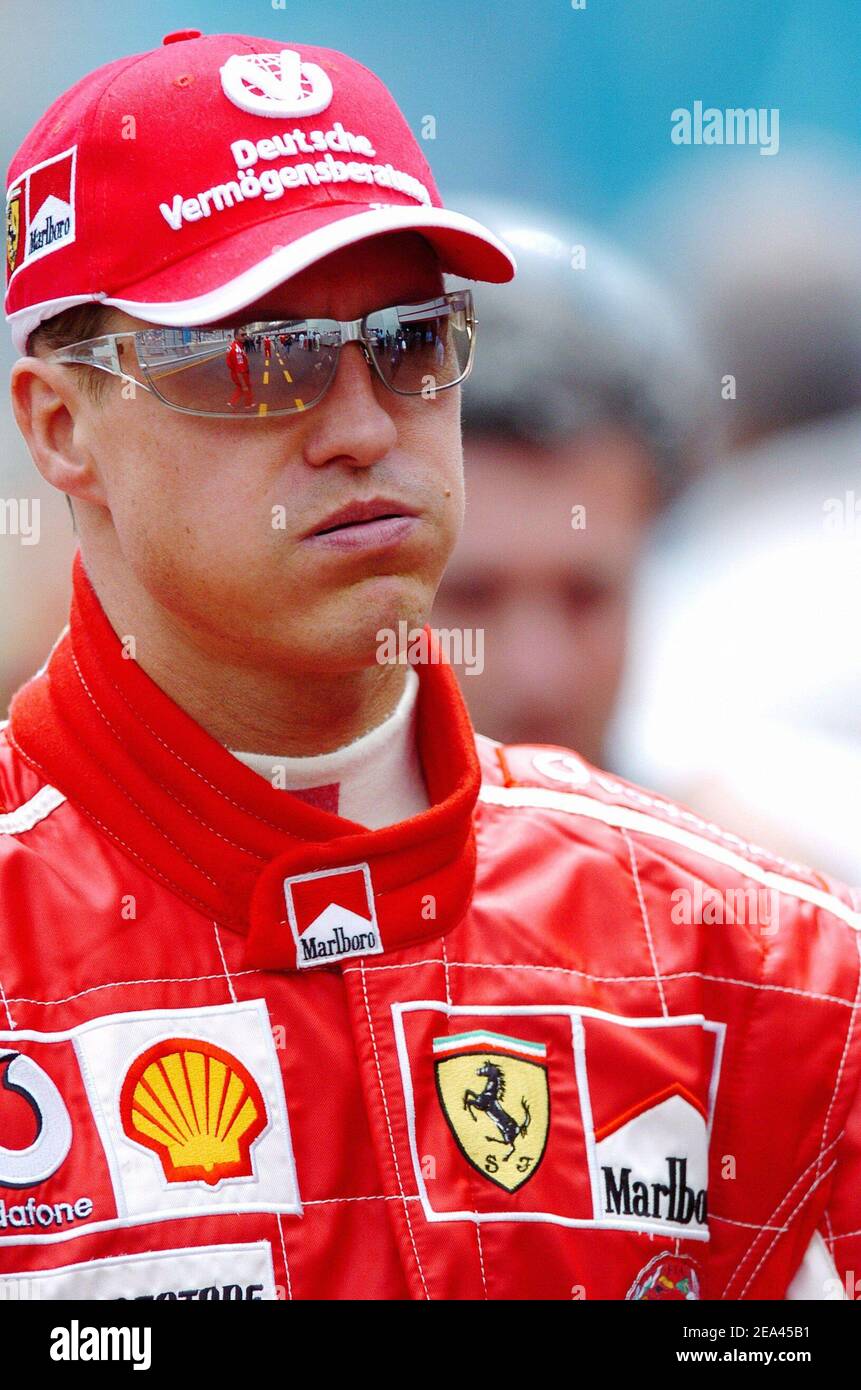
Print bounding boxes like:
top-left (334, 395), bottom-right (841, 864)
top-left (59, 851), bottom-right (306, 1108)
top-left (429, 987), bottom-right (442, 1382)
top-left (278, 580), bottom-right (432, 675)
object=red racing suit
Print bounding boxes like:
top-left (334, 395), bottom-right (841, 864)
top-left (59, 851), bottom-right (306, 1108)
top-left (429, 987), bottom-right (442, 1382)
top-left (226, 339), bottom-right (249, 378)
top-left (0, 552), bottom-right (859, 1301)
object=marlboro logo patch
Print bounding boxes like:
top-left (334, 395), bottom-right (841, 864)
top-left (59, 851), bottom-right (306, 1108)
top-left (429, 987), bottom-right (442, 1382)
top-left (5, 146), bottom-right (76, 285)
top-left (284, 862), bottom-right (384, 968)
top-left (394, 1003), bottom-right (724, 1237)
top-left (581, 1013), bottom-right (722, 1236)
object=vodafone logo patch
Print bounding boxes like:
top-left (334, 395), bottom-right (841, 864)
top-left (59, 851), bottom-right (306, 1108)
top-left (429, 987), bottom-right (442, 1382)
top-left (220, 48), bottom-right (334, 118)
top-left (284, 862), bottom-right (384, 969)
top-left (0, 1051), bottom-right (72, 1187)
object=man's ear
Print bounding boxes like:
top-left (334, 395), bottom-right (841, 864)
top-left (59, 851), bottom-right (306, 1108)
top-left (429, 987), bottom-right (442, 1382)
top-left (10, 357), bottom-right (108, 507)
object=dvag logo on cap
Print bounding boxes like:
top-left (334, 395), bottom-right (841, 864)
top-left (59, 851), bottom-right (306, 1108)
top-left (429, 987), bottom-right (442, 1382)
top-left (220, 48), bottom-right (334, 118)
top-left (285, 862), bottom-right (384, 968)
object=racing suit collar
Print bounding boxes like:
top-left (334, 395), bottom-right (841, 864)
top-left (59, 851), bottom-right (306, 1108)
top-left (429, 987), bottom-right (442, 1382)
top-left (8, 551), bottom-right (480, 969)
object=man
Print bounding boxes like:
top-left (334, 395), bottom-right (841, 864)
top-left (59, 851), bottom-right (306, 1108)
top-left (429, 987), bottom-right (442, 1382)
top-left (0, 31), bottom-right (859, 1302)
top-left (226, 331), bottom-right (254, 410)
top-left (436, 200), bottom-right (712, 764)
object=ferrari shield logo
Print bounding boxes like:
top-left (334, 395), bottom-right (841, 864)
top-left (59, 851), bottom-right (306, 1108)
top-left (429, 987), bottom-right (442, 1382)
top-left (433, 1031), bottom-right (550, 1192)
top-left (6, 188), bottom-right (21, 278)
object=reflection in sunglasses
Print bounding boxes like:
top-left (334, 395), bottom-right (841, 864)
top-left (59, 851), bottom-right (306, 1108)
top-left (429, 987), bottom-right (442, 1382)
top-left (52, 291), bottom-right (475, 419)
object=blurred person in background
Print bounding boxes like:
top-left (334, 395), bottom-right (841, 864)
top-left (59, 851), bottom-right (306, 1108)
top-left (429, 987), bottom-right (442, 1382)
top-left (610, 153), bottom-right (861, 881)
top-left (434, 200), bottom-right (714, 767)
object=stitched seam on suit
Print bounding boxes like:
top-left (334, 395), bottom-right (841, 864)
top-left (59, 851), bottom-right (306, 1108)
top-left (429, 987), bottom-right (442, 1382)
top-left (735, 1161), bottom-right (837, 1300)
top-left (275, 1213), bottom-right (293, 1300)
top-left (5, 726), bottom-right (223, 917)
top-left (440, 934), bottom-right (453, 1008)
top-left (478, 788), bottom-right (861, 932)
top-left (8, 961), bottom-right (859, 1013)
top-left (720, 1132), bottom-right (843, 1296)
top-left (710, 1213), bottom-right (784, 1233)
top-left (82, 642), bottom-right (321, 839)
top-left (69, 645), bottom-right (268, 864)
top-left (816, 933), bottom-right (861, 1186)
top-left (823, 1209), bottom-right (836, 1253)
top-left (0, 976), bottom-right (14, 1029)
top-left (828, 1224), bottom-right (861, 1241)
top-left (359, 959), bottom-right (430, 1299)
top-left (212, 921), bottom-right (239, 1005)
top-left (475, 1225), bottom-right (489, 1299)
top-left (342, 958), bottom-right (861, 1009)
top-left (620, 825), bottom-right (668, 1017)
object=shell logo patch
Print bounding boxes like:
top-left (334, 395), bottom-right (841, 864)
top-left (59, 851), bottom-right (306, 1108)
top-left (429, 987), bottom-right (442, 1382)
top-left (120, 1038), bottom-right (268, 1187)
top-left (433, 1032), bottom-right (550, 1193)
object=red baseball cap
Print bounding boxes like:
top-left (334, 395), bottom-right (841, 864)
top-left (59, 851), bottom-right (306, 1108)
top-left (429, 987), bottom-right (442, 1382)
top-left (5, 30), bottom-right (516, 352)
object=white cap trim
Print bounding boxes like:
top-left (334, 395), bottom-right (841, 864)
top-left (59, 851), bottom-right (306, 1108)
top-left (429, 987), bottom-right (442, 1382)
top-left (7, 205), bottom-right (515, 352)
top-left (7, 293), bottom-right (107, 355)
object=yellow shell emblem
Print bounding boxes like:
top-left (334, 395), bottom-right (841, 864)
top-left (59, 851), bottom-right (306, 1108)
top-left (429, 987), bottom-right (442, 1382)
top-left (120, 1038), bottom-right (267, 1185)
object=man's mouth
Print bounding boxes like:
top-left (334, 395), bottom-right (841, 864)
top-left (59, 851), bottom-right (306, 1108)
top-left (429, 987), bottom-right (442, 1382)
top-left (302, 498), bottom-right (421, 551)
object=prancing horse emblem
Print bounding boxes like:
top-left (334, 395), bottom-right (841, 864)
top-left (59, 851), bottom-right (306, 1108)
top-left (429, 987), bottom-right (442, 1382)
top-left (434, 1032), bottom-right (550, 1193)
top-left (6, 188), bottom-right (22, 277)
top-left (464, 1060), bottom-right (531, 1160)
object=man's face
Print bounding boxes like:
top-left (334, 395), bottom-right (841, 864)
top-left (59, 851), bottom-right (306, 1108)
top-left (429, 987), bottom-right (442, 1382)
top-left (75, 232), bottom-right (464, 675)
top-left (434, 431), bottom-right (657, 765)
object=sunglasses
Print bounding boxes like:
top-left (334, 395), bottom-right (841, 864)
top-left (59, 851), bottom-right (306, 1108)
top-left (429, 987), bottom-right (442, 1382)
top-left (47, 290), bottom-right (476, 419)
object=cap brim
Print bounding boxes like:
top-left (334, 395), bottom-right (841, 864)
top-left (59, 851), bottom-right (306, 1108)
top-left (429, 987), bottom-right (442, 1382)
top-left (104, 201), bottom-right (515, 326)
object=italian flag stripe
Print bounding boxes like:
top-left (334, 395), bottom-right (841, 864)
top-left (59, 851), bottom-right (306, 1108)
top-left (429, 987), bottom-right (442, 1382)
top-left (432, 1030), bottom-right (546, 1058)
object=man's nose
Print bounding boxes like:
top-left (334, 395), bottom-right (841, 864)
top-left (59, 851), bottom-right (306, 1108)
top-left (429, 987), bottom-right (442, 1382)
top-left (300, 340), bottom-right (397, 469)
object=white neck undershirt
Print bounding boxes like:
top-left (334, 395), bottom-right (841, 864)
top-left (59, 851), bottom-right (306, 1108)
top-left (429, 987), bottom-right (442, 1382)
top-left (230, 666), bottom-right (429, 830)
